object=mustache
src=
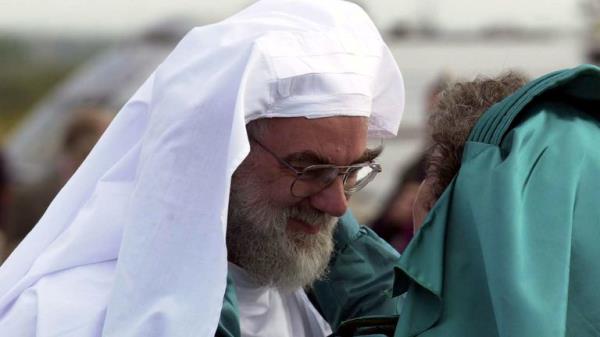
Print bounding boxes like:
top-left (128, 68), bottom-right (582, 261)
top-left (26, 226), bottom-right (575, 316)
top-left (287, 206), bottom-right (338, 228)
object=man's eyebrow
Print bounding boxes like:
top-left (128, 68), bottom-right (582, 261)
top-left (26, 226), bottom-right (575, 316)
top-left (284, 151), bottom-right (331, 165)
top-left (283, 146), bottom-right (384, 166)
top-left (351, 145), bottom-right (383, 164)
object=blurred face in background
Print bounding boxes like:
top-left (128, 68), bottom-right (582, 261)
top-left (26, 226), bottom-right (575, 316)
top-left (58, 110), bottom-right (112, 182)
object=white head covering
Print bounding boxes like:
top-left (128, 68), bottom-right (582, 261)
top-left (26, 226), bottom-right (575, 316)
top-left (0, 1), bottom-right (404, 336)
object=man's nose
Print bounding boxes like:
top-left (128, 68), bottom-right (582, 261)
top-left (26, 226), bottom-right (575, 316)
top-left (309, 178), bottom-right (348, 217)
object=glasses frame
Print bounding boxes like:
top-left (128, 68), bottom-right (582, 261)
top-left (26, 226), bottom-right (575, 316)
top-left (249, 136), bottom-right (382, 198)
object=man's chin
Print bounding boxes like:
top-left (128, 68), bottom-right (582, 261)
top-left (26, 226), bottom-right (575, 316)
top-left (227, 182), bottom-right (338, 289)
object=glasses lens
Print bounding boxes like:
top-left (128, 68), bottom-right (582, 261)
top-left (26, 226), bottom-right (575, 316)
top-left (291, 166), bottom-right (338, 197)
top-left (344, 164), bottom-right (380, 193)
top-left (290, 164), bottom-right (380, 197)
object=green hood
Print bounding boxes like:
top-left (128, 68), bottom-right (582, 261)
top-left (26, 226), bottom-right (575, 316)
top-left (395, 64), bottom-right (600, 337)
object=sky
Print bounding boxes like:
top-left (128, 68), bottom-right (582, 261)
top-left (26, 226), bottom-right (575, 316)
top-left (0, 0), bottom-right (583, 36)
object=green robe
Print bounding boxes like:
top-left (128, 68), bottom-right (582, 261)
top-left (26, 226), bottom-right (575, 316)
top-left (217, 211), bottom-right (404, 337)
top-left (394, 64), bottom-right (600, 337)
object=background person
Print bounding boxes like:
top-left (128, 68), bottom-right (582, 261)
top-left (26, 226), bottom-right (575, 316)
top-left (370, 154), bottom-right (426, 252)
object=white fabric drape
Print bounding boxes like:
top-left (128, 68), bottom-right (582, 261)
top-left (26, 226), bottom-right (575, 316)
top-left (228, 263), bottom-right (333, 337)
top-left (0, 1), bottom-right (405, 336)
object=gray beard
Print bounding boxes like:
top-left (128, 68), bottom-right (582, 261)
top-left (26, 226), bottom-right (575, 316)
top-left (226, 172), bottom-right (338, 290)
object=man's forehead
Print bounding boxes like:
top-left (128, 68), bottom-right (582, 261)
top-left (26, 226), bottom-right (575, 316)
top-left (261, 116), bottom-right (368, 135)
top-left (256, 116), bottom-right (371, 165)
top-left (282, 146), bottom-right (381, 166)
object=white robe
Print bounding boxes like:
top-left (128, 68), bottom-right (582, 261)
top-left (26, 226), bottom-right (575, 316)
top-left (228, 263), bottom-right (332, 337)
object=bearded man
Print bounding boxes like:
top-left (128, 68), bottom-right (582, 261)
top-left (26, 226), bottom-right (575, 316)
top-left (227, 116), bottom-right (372, 290)
top-left (395, 65), bottom-right (600, 337)
top-left (224, 116), bottom-right (397, 337)
top-left (0, 1), bottom-right (406, 337)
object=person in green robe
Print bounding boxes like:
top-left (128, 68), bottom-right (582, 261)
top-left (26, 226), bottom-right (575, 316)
top-left (396, 64), bottom-right (600, 337)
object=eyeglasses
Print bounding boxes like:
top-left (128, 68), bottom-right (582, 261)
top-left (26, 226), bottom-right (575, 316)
top-left (250, 136), bottom-right (382, 198)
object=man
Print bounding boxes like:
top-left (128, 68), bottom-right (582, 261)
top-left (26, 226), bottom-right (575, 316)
top-left (395, 65), bottom-right (600, 336)
top-left (223, 116), bottom-right (401, 337)
top-left (0, 1), bottom-right (405, 337)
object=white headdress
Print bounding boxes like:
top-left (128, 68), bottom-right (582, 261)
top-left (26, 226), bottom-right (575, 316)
top-left (0, 1), bottom-right (404, 336)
